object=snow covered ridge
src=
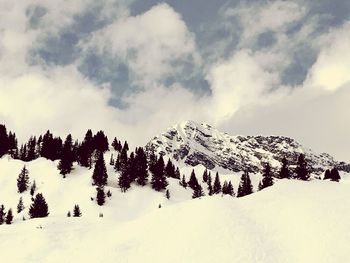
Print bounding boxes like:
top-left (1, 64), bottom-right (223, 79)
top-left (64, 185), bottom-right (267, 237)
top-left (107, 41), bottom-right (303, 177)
top-left (146, 120), bottom-right (350, 174)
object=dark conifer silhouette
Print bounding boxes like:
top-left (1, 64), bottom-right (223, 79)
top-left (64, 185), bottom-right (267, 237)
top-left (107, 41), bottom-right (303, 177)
top-left (0, 124), bottom-right (9, 157)
top-left (122, 141), bottom-right (129, 152)
top-left (96, 187), bottom-right (105, 206)
top-left (73, 204), bottom-right (82, 217)
top-left (188, 169), bottom-right (199, 190)
top-left (78, 129), bottom-right (94, 167)
top-left (151, 155), bottom-right (168, 191)
top-left (8, 131), bottom-right (18, 158)
top-left (26, 136), bottom-right (37, 161)
top-left (207, 173), bottom-right (213, 196)
top-left (109, 154), bottom-right (114, 166)
top-left (324, 169), bottom-right (331, 180)
top-left (119, 146), bottom-right (128, 174)
top-left (213, 172), bottom-right (222, 194)
top-left (118, 163), bottom-right (131, 192)
top-left (0, 205), bottom-right (5, 225)
top-left (295, 154), bottom-right (309, 181)
top-left (93, 131), bottom-right (109, 153)
top-left (135, 148), bottom-right (148, 186)
top-left (5, 209), bottom-right (13, 224)
top-left (92, 152), bottom-right (108, 187)
top-left (58, 134), bottom-right (74, 177)
top-left (165, 159), bottom-right (176, 178)
top-left (67, 211), bottom-right (71, 217)
top-left (330, 168), bottom-right (341, 182)
top-left (17, 197), bottom-right (24, 213)
top-left (202, 169), bottom-right (208, 183)
top-left (114, 153), bottom-right (121, 171)
top-left (30, 180), bottom-right (36, 196)
top-left (237, 171), bottom-right (253, 197)
top-left (166, 189), bottom-right (170, 199)
top-left (127, 152), bottom-right (137, 183)
top-left (279, 157), bottom-right (290, 179)
top-left (179, 175), bottom-right (187, 188)
top-left (226, 181), bottom-right (235, 196)
top-left (29, 193), bottom-right (49, 218)
top-left (192, 184), bottom-right (205, 199)
top-left (17, 165), bottom-right (30, 193)
top-left (111, 137), bottom-right (120, 151)
top-left (259, 163), bottom-right (274, 191)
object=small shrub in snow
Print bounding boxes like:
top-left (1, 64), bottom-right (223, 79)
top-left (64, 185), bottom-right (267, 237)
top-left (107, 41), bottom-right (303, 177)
top-left (73, 205), bottom-right (82, 217)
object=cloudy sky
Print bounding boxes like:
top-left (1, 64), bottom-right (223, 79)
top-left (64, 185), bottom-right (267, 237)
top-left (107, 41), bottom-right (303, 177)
top-left (0, 0), bottom-right (349, 160)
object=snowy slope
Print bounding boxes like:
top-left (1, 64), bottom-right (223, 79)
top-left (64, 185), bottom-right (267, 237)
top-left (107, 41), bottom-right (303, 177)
top-left (146, 120), bottom-right (350, 174)
top-left (1, 152), bottom-right (350, 263)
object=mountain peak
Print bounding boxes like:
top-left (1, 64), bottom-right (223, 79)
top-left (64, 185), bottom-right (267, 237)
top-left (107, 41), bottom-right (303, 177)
top-left (146, 121), bottom-right (350, 174)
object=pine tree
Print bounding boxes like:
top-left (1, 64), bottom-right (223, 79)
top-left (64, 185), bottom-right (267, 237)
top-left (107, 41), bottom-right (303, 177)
top-left (57, 134), bottom-right (74, 177)
top-left (118, 166), bottom-right (131, 192)
top-left (73, 205), bottom-right (82, 217)
top-left (0, 205), bottom-right (5, 225)
top-left (207, 173), bottom-right (213, 196)
top-left (127, 152), bottom-right (137, 183)
top-left (122, 141), bottom-right (129, 152)
top-left (93, 130), bottom-right (109, 153)
top-left (188, 169), bottom-right (199, 190)
top-left (166, 189), bottom-right (170, 199)
top-left (324, 169), bottom-right (331, 180)
top-left (202, 169), bottom-right (208, 183)
top-left (96, 187), bottom-right (105, 206)
top-left (111, 137), bottom-right (119, 151)
top-left (237, 171), bottom-right (253, 197)
top-left (92, 152), bottom-right (108, 187)
top-left (8, 131), bottom-right (18, 158)
top-left (114, 154), bottom-right (121, 172)
top-left (148, 150), bottom-right (157, 175)
top-left (192, 184), bottom-right (205, 199)
top-left (26, 136), bottom-right (37, 161)
top-left (227, 181), bottom-right (234, 196)
top-left (109, 154), bottom-right (114, 166)
top-left (17, 197), bottom-right (24, 213)
top-left (213, 172), bottom-right (222, 194)
top-left (295, 154), bottom-right (309, 181)
top-left (30, 180), bottom-right (36, 196)
top-left (17, 165), bottom-right (30, 193)
top-left (222, 181), bottom-right (228, 194)
top-left (5, 209), bottom-right (13, 224)
top-left (135, 148), bottom-right (148, 186)
top-left (67, 211), bottom-right (71, 217)
top-left (330, 168), bottom-right (341, 182)
top-left (119, 147), bottom-right (128, 175)
top-left (165, 159), bottom-right (175, 178)
top-left (279, 157), bottom-right (290, 179)
top-left (151, 155), bottom-right (168, 191)
top-left (259, 163), bottom-right (274, 191)
top-left (179, 175), bottom-right (187, 188)
top-left (0, 124), bottom-right (9, 157)
top-left (28, 193), bottom-right (49, 218)
top-left (78, 129), bottom-right (94, 167)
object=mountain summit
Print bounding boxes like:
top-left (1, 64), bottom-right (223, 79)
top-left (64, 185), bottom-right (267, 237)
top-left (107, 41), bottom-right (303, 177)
top-left (146, 120), bottom-right (349, 174)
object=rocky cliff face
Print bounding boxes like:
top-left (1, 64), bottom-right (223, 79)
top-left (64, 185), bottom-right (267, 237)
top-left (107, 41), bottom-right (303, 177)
top-left (145, 121), bottom-right (350, 175)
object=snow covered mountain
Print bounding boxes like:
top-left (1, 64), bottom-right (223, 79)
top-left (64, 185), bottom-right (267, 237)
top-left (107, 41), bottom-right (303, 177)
top-left (146, 120), bottom-right (350, 175)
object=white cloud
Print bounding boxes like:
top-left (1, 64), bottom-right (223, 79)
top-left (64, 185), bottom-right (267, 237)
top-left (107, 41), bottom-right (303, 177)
top-left (80, 3), bottom-right (200, 86)
top-left (206, 50), bottom-right (280, 123)
top-left (225, 1), bottom-right (306, 44)
top-left (305, 21), bottom-right (350, 91)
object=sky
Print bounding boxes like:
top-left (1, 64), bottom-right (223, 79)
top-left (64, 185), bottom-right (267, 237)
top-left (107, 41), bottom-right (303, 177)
top-left (0, 0), bottom-right (349, 161)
